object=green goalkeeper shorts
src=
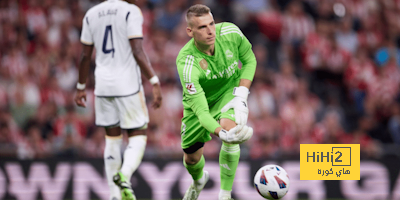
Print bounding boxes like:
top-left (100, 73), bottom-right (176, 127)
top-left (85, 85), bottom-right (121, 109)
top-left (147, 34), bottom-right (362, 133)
top-left (180, 92), bottom-right (236, 150)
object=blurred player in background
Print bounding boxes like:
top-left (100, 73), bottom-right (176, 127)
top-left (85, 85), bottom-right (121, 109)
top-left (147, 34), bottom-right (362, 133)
top-left (74, 0), bottom-right (162, 200)
top-left (177, 4), bottom-right (256, 200)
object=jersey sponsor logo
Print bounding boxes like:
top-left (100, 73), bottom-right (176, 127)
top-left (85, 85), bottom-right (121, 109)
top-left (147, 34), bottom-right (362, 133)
top-left (206, 69), bottom-right (211, 77)
top-left (217, 60), bottom-right (237, 78)
top-left (185, 83), bottom-right (197, 94)
top-left (199, 59), bottom-right (208, 70)
top-left (207, 60), bottom-right (238, 80)
top-left (225, 49), bottom-right (233, 59)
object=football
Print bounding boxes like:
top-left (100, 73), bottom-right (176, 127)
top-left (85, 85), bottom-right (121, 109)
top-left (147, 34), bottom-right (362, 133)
top-left (254, 164), bottom-right (290, 199)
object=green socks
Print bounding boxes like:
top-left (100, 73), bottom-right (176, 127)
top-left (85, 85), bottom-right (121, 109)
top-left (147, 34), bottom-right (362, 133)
top-left (219, 142), bottom-right (240, 191)
top-left (183, 142), bottom-right (240, 192)
top-left (184, 155), bottom-right (205, 181)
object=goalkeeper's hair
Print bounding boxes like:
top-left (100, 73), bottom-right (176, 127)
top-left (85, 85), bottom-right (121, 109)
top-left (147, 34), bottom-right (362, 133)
top-left (186, 4), bottom-right (211, 22)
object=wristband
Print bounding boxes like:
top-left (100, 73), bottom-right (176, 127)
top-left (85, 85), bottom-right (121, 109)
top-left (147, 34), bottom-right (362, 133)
top-left (76, 82), bottom-right (86, 90)
top-left (149, 76), bottom-right (160, 85)
top-left (233, 86), bottom-right (249, 99)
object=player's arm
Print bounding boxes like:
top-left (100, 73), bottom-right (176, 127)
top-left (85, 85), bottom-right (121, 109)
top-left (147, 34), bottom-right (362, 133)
top-left (75, 44), bottom-right (94, 108)
top-left (237, 22), bottom-right (256, 89)
top-left (130, 39), bottom-right (162, 109)
top-left (192, 93), bottom-right (253, 143)
top-left (75, 14), bottom-right (94, 108)
top-left (177, 56), bottom-right (252, 143)
top-left (186, 84), bottom-right (252, 143)
top-left (188, 93), bottom-right (252, 143)
top-left (238, 38), bottom-right (256, 89)
top-left (221, 23), bottom-right (256, 125)
top-left (191, 93), bottom-right (222, 135)
top-left (177, 56), bottom-right (220, 134)
top-left (77, 45), bottom-right (93, 85)
top-left (127, 7), bottom-right (162, 109)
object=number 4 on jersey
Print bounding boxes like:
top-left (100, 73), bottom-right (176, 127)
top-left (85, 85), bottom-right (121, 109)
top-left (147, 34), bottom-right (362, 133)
top-left (102, 25), bottom-right (115, 57)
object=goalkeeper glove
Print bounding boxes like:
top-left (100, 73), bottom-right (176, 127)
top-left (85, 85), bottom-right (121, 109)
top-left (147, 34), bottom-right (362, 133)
top-left (218, 125), bottom-right (253, 144)
top-left (236, 125), bottom-right (253, 143)
top-left (221, 86), bottom-right (249, 125)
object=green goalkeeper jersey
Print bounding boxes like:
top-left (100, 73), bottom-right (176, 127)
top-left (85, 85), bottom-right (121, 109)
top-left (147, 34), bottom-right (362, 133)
top-left (176, 22), bottom-right (256, 134)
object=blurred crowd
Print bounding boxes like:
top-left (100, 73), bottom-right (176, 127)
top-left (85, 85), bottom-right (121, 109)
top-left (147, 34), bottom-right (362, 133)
top-left (1, 0), bottom-right (400, 160)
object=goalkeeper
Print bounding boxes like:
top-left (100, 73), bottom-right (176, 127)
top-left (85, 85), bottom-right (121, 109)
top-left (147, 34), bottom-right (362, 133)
top-left (177, 4), bottom-right (256, 200)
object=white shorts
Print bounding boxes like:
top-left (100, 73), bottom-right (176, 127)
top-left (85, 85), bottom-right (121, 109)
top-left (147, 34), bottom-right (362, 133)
top-left (95, 90), bottom-right (149, 129)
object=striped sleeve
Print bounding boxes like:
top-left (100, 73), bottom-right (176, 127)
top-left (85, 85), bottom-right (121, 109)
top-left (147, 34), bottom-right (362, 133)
top-left (177, 55), bottom-right (221, 133)
top-left (220, 24), bottom-right (244, 39)
top-left (177, 55), bottom-right (203, 95)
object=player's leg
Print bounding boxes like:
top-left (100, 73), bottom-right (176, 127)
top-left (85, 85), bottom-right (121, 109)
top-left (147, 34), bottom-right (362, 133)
top-left (113, 91), bottom-right (149, 200)
top-left (104, 127), bottom-right (123, 200)
top-left (183, 145), bottom-right (209, 200)
top-left (95, 96), bottom-right (123, 200)
top-left (113, 127), bottom-right (146, 200)
top-left (219, 111), bottom-right (240, 200)
top-left (120, 127), bottom-right (147, 181)
top-left (118, 90), bottom-right (149, 180)
top-left (184, 144), bottom-right (206, 184)
top-left (181, 114), bottom-right (212, 200)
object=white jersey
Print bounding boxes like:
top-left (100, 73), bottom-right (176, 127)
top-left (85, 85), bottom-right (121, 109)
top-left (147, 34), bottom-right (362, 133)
top-left (81, 0), bottom-right (143, 97)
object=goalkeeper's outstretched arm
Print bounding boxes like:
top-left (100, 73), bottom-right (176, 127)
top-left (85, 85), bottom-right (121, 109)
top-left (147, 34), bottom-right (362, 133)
top-left (219, 23), bottom-right (257, 125)
top-left (189, 92), bottom-right (223, 134)
top-left (239, 49), bottom-right (256, 89)
top-left (185, 90), bottom-right (253, 143)
top-left (238, 27), bottom-right (256, 89)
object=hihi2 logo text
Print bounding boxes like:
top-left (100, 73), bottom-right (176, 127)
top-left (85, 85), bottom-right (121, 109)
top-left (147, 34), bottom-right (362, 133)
top-left (300, 144), bottom-right (359, 180)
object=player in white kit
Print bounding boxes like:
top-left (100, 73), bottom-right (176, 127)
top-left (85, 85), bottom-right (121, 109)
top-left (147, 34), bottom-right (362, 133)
top-left (74, 0), bottom-right (162, 200)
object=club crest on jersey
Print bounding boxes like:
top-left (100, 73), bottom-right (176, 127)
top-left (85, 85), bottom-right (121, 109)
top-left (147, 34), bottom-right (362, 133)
top-left (185, 83), bottom-right (197, 94)
top-left (225, 49), bottom-right (233, 59)
top-left (199, 59), bottom-right (208, 70)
